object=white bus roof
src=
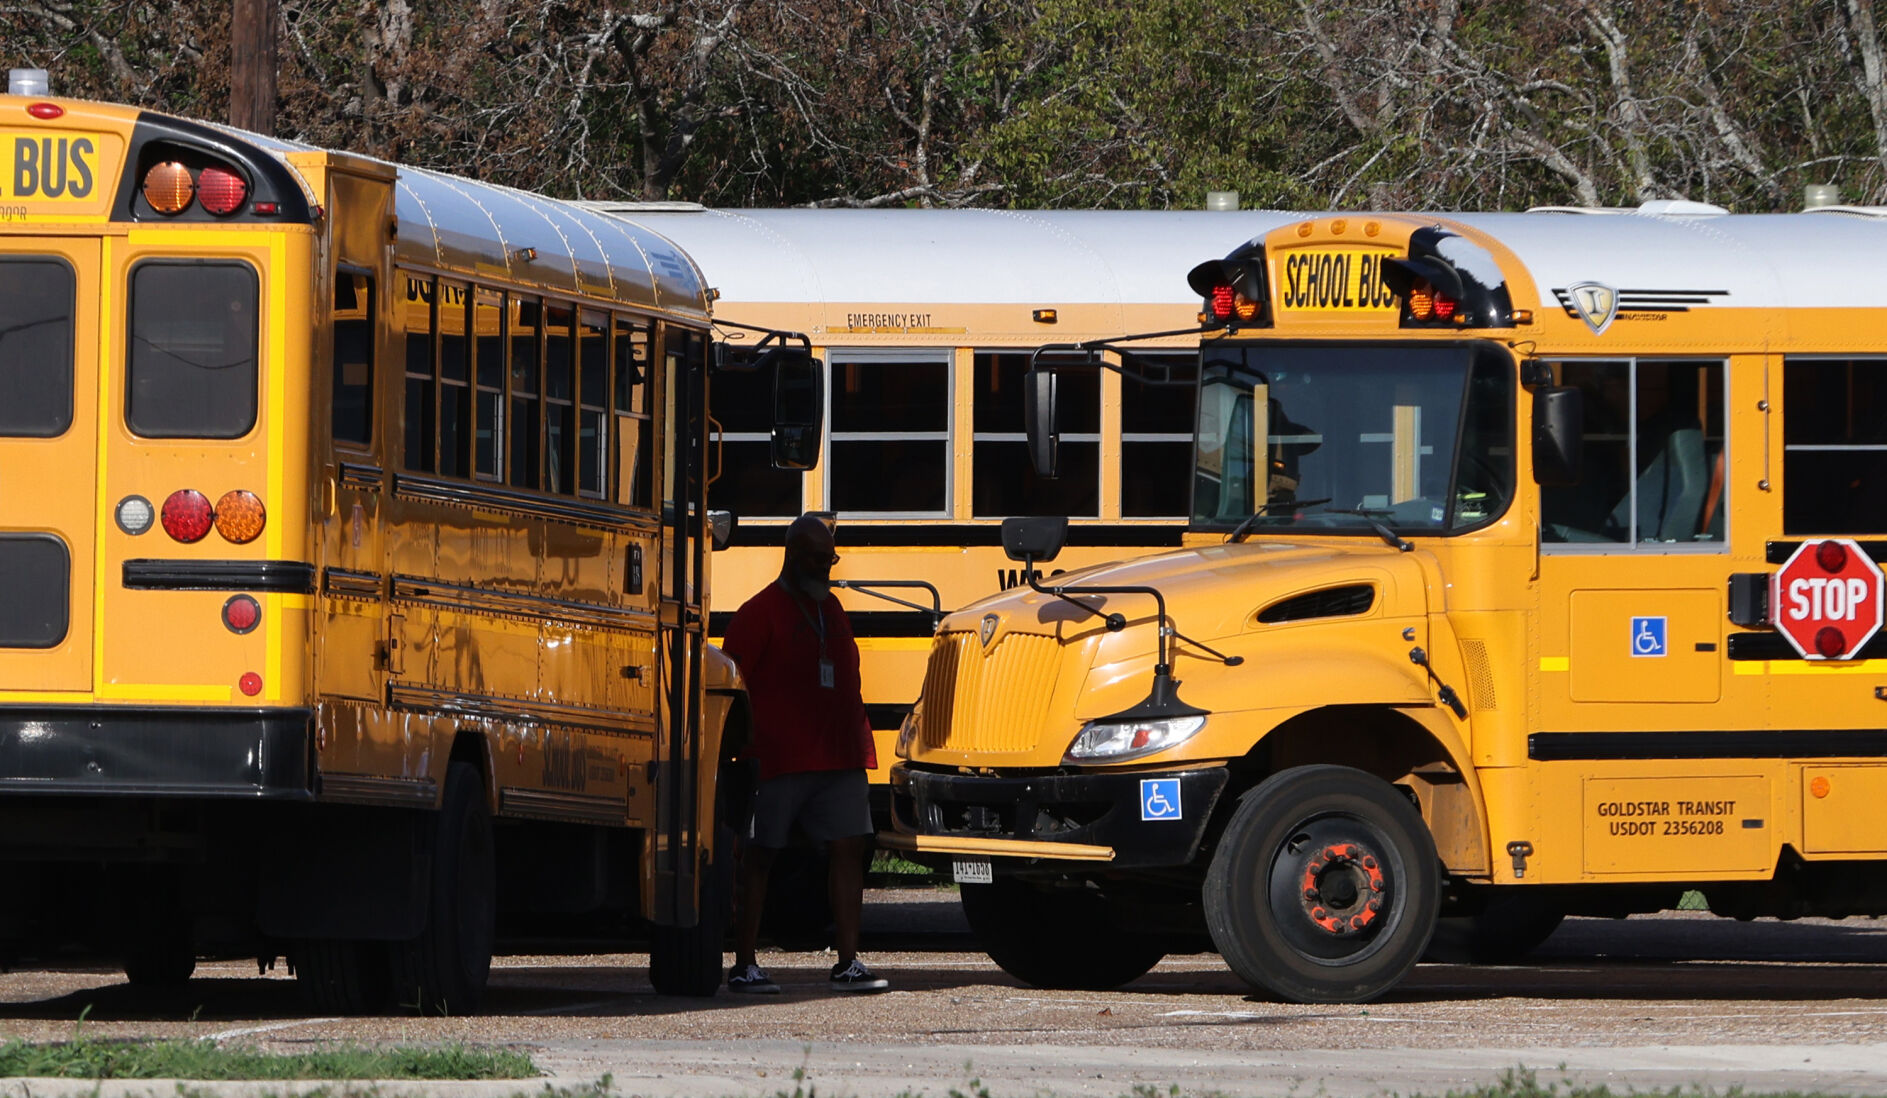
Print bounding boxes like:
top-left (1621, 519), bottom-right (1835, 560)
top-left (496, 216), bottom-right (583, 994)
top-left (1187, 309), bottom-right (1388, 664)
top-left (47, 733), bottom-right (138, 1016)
top-left (581, 206), bottom-right (1302, 307)
top-left (1295, 209), bottom-right (1887, 313)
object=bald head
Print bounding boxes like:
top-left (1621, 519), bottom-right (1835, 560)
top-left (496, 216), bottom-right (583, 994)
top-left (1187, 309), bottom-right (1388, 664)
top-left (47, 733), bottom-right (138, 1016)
top-left (782, 514), bottom-right (837, 599)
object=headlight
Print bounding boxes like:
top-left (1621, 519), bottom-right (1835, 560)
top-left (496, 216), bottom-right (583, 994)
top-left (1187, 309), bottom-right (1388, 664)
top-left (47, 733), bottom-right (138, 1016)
top-left (895, 706), bottom-right (920, 760)
top-left (1064, 714), bottom-right (1206, 763)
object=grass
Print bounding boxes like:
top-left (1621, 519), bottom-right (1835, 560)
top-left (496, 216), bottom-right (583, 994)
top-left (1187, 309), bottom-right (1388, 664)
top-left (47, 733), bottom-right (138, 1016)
top-left (1677, 889), bottom-right (1710, 911)
top-left (0, 1031), bottom-right (537, 1080)
top-left (867, 850), bottom-right (939, 887)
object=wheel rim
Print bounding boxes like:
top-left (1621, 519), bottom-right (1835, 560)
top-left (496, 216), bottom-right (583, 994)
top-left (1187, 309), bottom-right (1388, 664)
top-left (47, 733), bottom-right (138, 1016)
top-left (1264, 812), bottom-right (1403, 963)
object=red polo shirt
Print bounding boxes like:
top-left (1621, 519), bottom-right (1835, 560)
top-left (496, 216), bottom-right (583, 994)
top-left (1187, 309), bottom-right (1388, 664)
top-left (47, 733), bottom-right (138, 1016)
top-left (723, 580), bottom-right (874, 781)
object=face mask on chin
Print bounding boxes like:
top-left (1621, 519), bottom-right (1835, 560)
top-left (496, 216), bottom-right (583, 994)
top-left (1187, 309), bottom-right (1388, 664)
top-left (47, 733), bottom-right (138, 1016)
top-left (788, 560), bottom-right (833, 601)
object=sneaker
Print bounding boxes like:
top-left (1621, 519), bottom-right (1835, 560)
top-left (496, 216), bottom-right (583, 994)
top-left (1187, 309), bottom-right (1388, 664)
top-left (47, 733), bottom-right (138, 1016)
top-left (728, 962), bottom-right (780, 994)
top-left (828, 958), bottom-right (889, 993)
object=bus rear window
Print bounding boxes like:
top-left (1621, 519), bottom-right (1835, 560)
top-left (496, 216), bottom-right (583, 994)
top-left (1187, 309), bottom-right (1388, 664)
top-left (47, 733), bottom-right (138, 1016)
top-left (127, 261), bottom-right (259, 439)
top-left (0, 257), bottom-right (75, 438)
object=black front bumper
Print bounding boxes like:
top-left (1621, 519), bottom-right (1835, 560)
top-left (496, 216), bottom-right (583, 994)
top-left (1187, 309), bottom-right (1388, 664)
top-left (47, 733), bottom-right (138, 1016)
top-left (0, 706), bottom-right (313, 799)
top-left (890, 763), bottom-right (1229, 869)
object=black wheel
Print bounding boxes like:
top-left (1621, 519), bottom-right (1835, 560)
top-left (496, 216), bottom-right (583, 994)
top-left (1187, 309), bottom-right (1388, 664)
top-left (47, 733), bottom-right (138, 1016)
top-left (649, 824), bottom-right (735, 997)
top-left (1204, 765), bottom-right (1439, 1003)
top-left (121, 917), bottom-right (195, 987)
top-left (295, 940), bottom-right (392, 1014)
top-left (389, 761), bottom-right (495, 1014)
top-left (961, 877), bottom-right (1165, 990)
top-left (1426, 891), bottom-right (1565, 964)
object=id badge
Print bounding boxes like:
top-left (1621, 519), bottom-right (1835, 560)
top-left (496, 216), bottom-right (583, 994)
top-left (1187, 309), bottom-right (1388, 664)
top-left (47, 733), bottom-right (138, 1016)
top-left (818, 658), bottom-right (835, 689)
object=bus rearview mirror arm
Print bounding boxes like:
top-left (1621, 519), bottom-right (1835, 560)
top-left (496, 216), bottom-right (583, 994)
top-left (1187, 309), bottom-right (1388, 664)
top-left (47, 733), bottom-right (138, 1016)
top-left (1001, 515), bottom-right (1208, 721)
top-left (1023, 327), bottom-right (1216, 480)
top-left (831, 578), bottom-right (945, 630)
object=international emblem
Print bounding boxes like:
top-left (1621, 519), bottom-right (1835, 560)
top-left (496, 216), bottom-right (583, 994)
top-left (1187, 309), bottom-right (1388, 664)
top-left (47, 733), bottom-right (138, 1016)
top-left (980, 613), bottom-right (999, 649)
top-left (1566, 281), bottom-right (1618, 336)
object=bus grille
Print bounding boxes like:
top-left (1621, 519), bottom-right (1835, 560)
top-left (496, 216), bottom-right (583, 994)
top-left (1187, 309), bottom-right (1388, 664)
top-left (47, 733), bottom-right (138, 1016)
top-left (918, 630), bottom-right (1060, 754)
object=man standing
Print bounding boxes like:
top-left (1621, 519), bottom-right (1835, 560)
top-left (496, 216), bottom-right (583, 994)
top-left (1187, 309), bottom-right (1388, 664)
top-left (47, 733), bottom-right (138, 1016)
top-left (723, 513), bottom-right (888, 994)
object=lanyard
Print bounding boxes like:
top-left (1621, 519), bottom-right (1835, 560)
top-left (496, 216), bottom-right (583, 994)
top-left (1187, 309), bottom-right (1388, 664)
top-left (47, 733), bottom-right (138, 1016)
top-left (790, 590), bottom-right (828, 658)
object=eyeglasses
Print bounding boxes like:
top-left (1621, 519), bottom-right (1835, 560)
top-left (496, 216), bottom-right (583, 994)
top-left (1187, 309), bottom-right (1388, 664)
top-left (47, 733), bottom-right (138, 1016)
top-left (793, 549), bottom-right (840, 567)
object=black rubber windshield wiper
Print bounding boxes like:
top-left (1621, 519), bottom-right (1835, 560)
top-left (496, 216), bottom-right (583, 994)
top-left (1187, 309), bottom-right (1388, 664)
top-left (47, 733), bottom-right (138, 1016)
top-left (1225, 498), bottom-right (1333, 543)
top-left (1314, 508), bottom-right (1414, 552)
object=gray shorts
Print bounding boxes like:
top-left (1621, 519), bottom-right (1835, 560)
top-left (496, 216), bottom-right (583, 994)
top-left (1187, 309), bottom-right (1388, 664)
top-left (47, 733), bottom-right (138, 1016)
top-left (748, 769), bottom-right (872, 849)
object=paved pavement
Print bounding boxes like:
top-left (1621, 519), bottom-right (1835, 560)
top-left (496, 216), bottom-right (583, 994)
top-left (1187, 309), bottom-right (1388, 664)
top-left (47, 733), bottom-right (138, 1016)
top-left (2, 892), bottom-right (1886, 1096)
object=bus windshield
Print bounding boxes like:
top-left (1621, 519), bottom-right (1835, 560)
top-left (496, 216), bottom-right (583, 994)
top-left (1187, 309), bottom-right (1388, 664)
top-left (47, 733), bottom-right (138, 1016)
top-left (1191, 342), bottom-right (1514, 536)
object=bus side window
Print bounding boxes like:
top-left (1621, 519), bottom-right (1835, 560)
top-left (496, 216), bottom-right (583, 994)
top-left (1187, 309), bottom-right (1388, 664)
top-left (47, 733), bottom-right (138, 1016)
top-left (578, 310), bottom-right (608, 499)
top-left (332, 271), bottom-right (374, 447)
top-left (972, 351), bottom-right (1099, 518)
top-left (473, 288), bottom-right (504, 480)
top-left (401, 272), bottom-right (436, 472)
top-left (1784, 357), bottom-right (1887, 534)
top-left (544, 303), bottom-right (575, 495)
top-left (509, 297), bottom-right (541, 490)
top-left (1122, 353), bottom-right (1196, 518)
top-left (1541, 358), bottom-right (1724, 545)
top-left (828, 353), bottom-right (948, 516)
top-left (703, 344), bottom-right (804, 519)
top-left (438, 279), bottom-right (471, 478)
top-left (614, 315), bottom-right (654, 510)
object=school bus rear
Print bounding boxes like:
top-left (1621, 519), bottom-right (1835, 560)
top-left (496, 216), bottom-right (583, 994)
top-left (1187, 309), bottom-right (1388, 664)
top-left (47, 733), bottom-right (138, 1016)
top-left (0, 96), bottom-right (319, 961)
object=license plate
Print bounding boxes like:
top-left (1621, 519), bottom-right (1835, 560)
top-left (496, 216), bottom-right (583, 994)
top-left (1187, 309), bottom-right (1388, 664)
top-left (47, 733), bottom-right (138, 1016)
top-left (952, 858), bottom-right (993, 884)
top-left (1275, 248), bottom-right (1399, 313)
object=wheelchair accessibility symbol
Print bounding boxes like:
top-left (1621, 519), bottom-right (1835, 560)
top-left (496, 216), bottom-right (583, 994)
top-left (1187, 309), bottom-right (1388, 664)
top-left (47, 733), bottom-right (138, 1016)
top-left (1631, 616), bottom-right (1667, 658)
top-left (1140, 778), bottom-right (1183, 822)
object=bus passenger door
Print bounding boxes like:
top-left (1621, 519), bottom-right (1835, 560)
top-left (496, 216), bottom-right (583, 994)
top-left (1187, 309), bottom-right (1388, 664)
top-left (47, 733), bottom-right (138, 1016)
top-left (0, 241), bottom-right (98, 694)
top-left (653, 327), bottom-right (710, 924)
top-left (1533, 357), bottom-right (1767, 878)
top-left (1536, 359), bottom-right (1743, 719)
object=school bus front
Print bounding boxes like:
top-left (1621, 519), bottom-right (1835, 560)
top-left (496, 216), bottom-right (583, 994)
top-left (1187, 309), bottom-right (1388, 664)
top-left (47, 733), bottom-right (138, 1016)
top-left (890, 208), bottom-right (1887, 1003)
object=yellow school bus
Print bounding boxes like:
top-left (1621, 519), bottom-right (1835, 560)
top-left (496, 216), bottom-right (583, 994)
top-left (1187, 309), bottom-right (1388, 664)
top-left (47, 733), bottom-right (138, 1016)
top-left (587, 206), bottom-right (1295, 802)
top-left (889, 202), bottom-right (1887, 1002)
top-left (0, 92), bottom-right (816, 1009)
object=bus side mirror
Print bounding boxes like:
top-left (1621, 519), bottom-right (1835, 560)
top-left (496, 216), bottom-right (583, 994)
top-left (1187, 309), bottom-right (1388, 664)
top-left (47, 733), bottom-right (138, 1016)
top-left (1533, 386), bottom-right (1583, 486)
top-left (1001, 515), bottom-right (1068, 564)
top-left (1024, 368), bottom-right (1060, 479)
top-left (708, 509), bottom-right (736, 551)
top-left (771, 351), bottom-right (822, 471)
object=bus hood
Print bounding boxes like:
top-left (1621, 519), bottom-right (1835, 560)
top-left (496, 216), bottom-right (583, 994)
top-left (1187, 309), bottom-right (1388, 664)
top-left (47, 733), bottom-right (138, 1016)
top-left (939, 539), bottom-right (1432, 648)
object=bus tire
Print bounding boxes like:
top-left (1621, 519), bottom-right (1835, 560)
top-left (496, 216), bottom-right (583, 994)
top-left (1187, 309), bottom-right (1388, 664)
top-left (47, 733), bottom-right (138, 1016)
top-left (296, 940), bottom-right (392, 1014)
top-left (1204, 764), bottom-right (1438, 1004)
top-left (960, 878), bottom-right (1165, 990)
top-left (649, 824), bottom-right (735, 997)
top-left (121, 919), bottom-right (195, 987)
top-left (1425, 892), bottom-right (1565, 964)
top-left (390, 762), bottom-right (495, 1014)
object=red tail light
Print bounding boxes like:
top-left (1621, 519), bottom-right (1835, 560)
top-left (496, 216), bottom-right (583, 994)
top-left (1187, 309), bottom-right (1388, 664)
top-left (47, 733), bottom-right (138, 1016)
top-left (160, 489), bottom-right (214, 543)
top-left (1817, 539), bottom-right (1849, 573)
top-left (197, 165), bottom-right (249, 215)
top-left (1209, 284), bottom-right (1236, 320)
top-left (223, 594), bottom-right (260, 634)
top-left (1433, 293), bottom-right (1457, 320)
